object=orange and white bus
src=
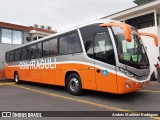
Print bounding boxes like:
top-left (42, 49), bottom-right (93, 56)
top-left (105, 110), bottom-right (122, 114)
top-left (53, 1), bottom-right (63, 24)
top-left (5, 20), bottom-right (158, 95)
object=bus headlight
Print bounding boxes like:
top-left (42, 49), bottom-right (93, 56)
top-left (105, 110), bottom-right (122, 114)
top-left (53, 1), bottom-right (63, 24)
top-left (125, 83), bottom-right (130, 89)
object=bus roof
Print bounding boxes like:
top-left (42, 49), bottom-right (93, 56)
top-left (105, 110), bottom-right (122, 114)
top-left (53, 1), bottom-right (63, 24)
top-left (6, 19), bottom-right (118, 52)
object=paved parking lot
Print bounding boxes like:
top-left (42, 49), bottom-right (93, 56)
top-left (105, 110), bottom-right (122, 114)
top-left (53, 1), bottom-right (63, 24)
top-left (0, 79), bottom-right (160, 120)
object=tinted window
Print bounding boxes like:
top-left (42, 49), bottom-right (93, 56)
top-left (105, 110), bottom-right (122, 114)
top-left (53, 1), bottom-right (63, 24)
top-left (21, 46), bottom-right (29, 60)
top-left (6, 52), bottom-right (9, 62)
top-left (43, 41), bottom-right (49, 57)
top-left (49, 38), bottom-right (57, 56)
top-left (59, 32), bottom-right (82, 54)
top-left (6, 51), bottom-right (14, 62)
top-left (68, 33), bottom-right (82, 53)
top-left (37, 42), bottom-right (42, 58)
top-left (9, 51), bottom-right (14, 62)
top-left (43, 38), bottom-right (57, 57)
top-left (30, 44), bottom-right (37, 59)
top-left (59, 36), bottom-right (68, 54)
top-left (68, 34), bottom-right (75, 53)
top-left (74, 34), bottom-right (82, 53)
top-left (80, 24), bottom-right (115, 65)
top-left (14, 49), bottom-right (21, 61)
top-left (94, 32), bottom-right (115, 65)
top-left (125, 13), bottom-right (155, 29)
top-left (80, 24), bottom-right (102, 58)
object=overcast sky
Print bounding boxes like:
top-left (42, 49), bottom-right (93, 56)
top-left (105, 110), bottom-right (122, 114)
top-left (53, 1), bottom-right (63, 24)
top-left (0, 0), bottom-right (135, 31)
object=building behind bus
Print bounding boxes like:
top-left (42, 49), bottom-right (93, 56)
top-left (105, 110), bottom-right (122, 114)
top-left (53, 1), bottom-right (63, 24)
top-left (0, 22), bottom-right (56, 79)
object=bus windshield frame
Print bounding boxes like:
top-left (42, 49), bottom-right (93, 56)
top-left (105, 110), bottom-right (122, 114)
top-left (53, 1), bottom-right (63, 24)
top-left (112, 26), bottom-right (149, 69)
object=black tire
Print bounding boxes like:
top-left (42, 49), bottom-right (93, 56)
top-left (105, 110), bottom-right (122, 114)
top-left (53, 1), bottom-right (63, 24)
top-left (14, 72), bottom-right (20, 84)
top-left (66, 73), bottom-right (82, 96)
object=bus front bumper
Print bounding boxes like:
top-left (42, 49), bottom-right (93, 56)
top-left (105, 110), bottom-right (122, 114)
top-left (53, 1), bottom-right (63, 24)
top-left (117, 79), bottom-right (150, 94)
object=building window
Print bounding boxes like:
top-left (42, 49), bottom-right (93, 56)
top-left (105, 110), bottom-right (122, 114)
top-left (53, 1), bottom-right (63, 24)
top-left (125, 13), bottom-right (155, 29)
top-left (157, 14), bottom-right (160, 26)
top-left (1, 29), bottom-right (22, 44)
top-left (13, 30), bottom-right (22, 44)
top-left (2, 29), bottom-right (12, 44)
top-left (33, 36), bottom-right (43, 41)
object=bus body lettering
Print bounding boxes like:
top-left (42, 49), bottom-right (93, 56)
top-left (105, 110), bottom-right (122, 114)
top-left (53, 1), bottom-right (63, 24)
top-left (19, 58), bottom-right (56, 70)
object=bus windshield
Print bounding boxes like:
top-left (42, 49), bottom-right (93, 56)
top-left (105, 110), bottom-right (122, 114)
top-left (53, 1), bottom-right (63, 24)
top-left (112, 27), bottom-right (149, 69)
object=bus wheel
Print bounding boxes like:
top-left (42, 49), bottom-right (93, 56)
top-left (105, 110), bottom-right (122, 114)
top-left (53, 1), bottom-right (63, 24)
top-left (14, 72), bottom-right (20, 84)
top-left (66, 73), bottom-right (82, 96)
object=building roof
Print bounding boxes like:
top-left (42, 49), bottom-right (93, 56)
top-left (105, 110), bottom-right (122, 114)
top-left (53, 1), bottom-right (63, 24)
top-left (0, 21), bottom-right (56, 34)
top-left (134, 0), bottom-right (156, 5)
top-left (101, 0), bottom-right (160, 20)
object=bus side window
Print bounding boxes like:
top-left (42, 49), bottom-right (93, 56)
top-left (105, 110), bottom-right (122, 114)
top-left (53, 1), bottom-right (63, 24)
top-left (59, 36), bottom-right (68, 54)
top-left (21, 46), bottom-right (29, 60)
top-left (6, 51), bottom-right (14, 62)
top-left (30, 44), bottom-right (37, 59)
top-left (43, 41), bottom-right (50, 57)
top-left (68, 32), bottom-right (82, 53)
top-left (68, 34), bottom-right (75, 54)
top-left (42, 38), bottom-right (57, 57)
top-left (49, 38), bottom-right (57, 56)
top-left (37, 42), bottom-right (42, 58)
top-left (6, 52), bottom-right (9, 62)
top-left (59, 32), bottom-right (82, 55)
top-left (94, 32), bottom-right (115, 65)
top-left (75, 34), bottom-right (82, 53)
top-left (14, 49), bottom-right (21, 61)
top-left (80, 24), bottom-right (98, 59)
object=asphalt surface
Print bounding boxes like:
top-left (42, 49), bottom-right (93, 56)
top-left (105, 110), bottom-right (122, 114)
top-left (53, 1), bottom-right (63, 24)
top-left (0, 79), bottom-right (160, 120)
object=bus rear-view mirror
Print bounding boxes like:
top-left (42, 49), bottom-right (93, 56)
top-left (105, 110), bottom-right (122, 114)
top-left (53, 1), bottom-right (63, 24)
top-left (139, 32), bottom-right (158, 47)
top-left (100, 22), bottom-right (132, 42)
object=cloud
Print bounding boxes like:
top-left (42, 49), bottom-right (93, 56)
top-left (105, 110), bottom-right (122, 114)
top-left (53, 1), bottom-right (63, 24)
top-left (0, 0), bottom-right (134, 31)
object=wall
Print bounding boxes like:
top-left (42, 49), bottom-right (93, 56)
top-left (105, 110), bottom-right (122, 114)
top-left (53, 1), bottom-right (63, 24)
top-left (23, 31), bottom-right (32, 44)
top-left (156, 10), bottom-right (160, 49)
top-left (139, 26), bottom-right (159, 77)
top-left (157, 26), bottom-right (160, 54)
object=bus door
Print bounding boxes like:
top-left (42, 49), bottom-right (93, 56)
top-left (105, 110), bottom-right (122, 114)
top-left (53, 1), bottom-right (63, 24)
top-left (94, 31), bottom-right (117, 93)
